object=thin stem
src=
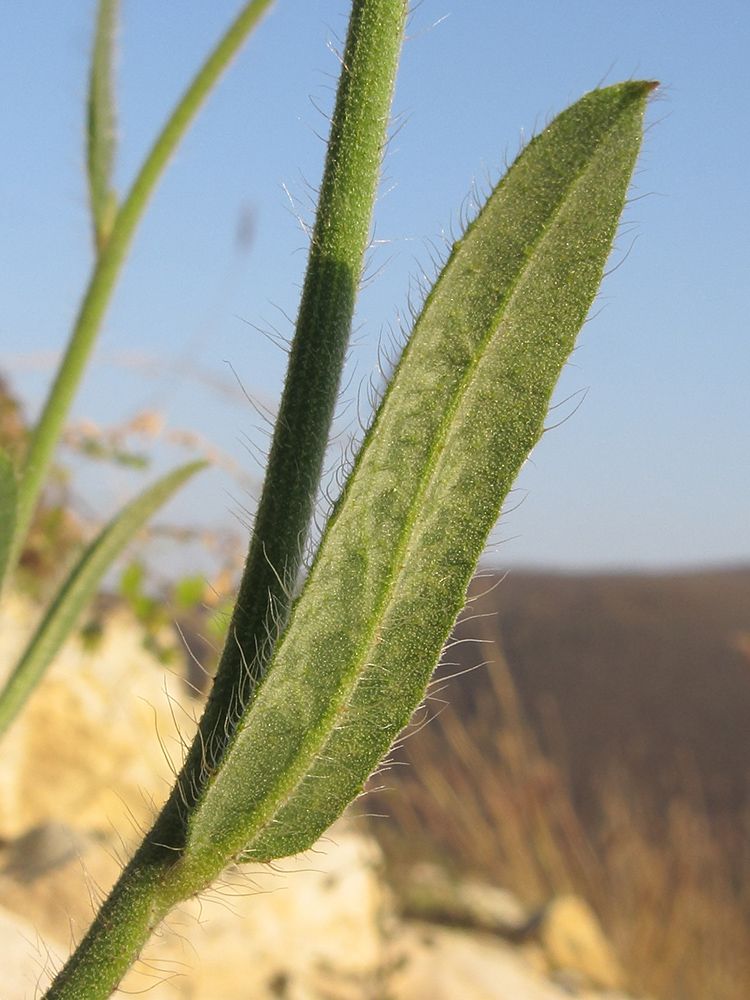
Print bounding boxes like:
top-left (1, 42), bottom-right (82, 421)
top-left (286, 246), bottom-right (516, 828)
top-left (9, 0), bottom-right (277, 579)
top-left (87, 0), bottom-right (120, 251)
top-left (172, 0), bottom-right (408, 801)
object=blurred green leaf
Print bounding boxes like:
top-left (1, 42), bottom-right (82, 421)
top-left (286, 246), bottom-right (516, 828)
top-left (0, 460), bottom-right (206, 738)
top-left (174, 575), bottom-right (206, 609)
top-left (119, 561), bottom-right (145, 601)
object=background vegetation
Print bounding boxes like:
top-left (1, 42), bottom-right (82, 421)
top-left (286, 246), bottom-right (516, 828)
top-left (364, 568), bottom-right (750, 1000)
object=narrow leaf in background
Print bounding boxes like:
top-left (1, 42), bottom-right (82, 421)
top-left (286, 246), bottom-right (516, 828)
top-left (0, 460), bottom-right (205, 739)
top-left (9, 0), bottom-right (278, 581)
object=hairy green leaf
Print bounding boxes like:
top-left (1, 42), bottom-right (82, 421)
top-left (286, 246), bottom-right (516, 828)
top-left (185, 81), bottom-right (655, 867)
top-left (0, 460), bottom-right (205, 738)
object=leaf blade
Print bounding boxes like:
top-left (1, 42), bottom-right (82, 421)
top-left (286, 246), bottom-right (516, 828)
top-left (186, 82), bottom-right (655, 867)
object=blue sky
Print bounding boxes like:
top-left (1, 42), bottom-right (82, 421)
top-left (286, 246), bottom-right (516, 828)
top-left (1, 1), bottom-right (748, 574)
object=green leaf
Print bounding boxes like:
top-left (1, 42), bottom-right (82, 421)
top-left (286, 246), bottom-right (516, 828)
top-left (0, 449), bottom-right (17, 594)
top-left (174, 575), bottom-right (206, 609)
top-left (184, 81), bottom-right (655, 867)
top-left (119, 560), bottom-right (145, 601)
top-left (0, 460), bottom-right (205, 739)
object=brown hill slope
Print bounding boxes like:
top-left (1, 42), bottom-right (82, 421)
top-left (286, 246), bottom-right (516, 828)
top-left (364, 567), bottom-right (750, 1000)
top-left (439, 567), bottom-right (750, 824)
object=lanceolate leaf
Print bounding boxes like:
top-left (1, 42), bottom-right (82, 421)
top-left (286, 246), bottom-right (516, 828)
top-left (0, 461), bottom-right (205, 738)
top-left (185, 81), bottom-right (655, 867)
top-left (0, 449), bottom-right (17, 594)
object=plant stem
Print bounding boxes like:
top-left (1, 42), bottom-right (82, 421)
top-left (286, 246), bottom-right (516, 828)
top-left (87, 0), bottom-right (121, 251)
top-left (172, 0), bottom-right (409, 800)
top-left (9, 0), bottom-right (277, 580)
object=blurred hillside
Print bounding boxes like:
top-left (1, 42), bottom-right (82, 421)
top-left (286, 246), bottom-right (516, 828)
top-left (453, 568), bottom-right (750, 823)
top-left (365, 567), bottom-right (750, 1000)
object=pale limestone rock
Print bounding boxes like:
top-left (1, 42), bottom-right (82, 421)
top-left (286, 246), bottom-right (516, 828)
top-left (400, 862), bottom-right (530, 936)
top-left (0, 824), bottom-right (121, 946)
top-left (0, 816), bottom-right (391, 1000)
top-left (388, 923), bottom-right (593, 1000)
top-left (0, 592), bottom-right (198, 975)
top-left (0, 593), bottom-right (197, 841)
top-left (118, 820), bottom-right (391, 1000)
top-left (0, 822), bottom-right (87, 883)
top-left (519, 941), bottom-right (551, 977)
top-left (539, 894), bottom-right (626, 991)
top-left (457, 880), bottom-right (530, 934)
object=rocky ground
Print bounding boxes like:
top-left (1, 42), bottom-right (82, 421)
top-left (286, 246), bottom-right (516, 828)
top-left (0, 594), bottom-right (653, 1000)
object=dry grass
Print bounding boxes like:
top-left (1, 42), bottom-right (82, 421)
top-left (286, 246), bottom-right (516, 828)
top-left (364, 615), bottom-right (750, 1000)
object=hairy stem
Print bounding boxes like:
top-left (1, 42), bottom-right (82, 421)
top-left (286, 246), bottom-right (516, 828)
top-left (42, 2), bottom-right (407, 996)
top-left (172, 0), bottom-right (408, 805)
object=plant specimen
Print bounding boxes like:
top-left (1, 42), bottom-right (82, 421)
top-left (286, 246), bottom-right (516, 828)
top-left (0, 1), bottom-right (655, 996)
